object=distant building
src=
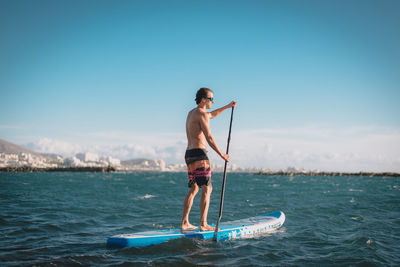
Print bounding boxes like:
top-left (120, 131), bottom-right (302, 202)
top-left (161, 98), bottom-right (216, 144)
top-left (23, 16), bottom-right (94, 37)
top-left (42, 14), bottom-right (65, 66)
top-left (64, 157), bottom-right (83, 167)
top-left (159, 160), bottom-right (166, 171)
top-left (76, 152), bottom-right (99, 162)
top-left (103, 156), bottom-right (121, 166)
top-left (18, 152), bottom-right (31, 162)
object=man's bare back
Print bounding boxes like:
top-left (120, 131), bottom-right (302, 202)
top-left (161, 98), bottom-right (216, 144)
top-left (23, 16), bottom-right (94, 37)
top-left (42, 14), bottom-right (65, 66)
top-left (186, 108), bottom-right (208, 150)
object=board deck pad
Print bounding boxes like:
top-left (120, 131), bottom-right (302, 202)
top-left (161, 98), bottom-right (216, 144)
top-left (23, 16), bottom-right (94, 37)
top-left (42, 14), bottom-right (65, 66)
top-left (107, 211), bottom-right (285, 247)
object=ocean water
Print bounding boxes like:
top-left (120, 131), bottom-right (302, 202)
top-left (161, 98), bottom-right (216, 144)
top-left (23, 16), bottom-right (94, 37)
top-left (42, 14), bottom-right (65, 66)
top-left (1, 172), bottom-right (399, 266)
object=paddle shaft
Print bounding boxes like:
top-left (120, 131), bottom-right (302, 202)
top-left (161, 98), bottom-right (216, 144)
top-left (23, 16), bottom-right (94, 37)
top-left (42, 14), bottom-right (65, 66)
top-left (214, 106), bottom-right (234, 240)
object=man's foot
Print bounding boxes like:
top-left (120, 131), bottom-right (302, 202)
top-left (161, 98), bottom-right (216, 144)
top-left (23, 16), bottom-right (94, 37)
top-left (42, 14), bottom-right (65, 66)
top-left (200, 224), bottom-right (215, 231)
top-left (181, 222), bottom-right (197, 231)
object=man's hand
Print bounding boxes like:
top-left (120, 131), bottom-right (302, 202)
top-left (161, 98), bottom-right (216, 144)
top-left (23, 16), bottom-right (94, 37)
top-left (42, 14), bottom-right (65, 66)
top-left (221, 153), bottom-right (230, 162)
top-left (228, 101), bottom-right (237, 108)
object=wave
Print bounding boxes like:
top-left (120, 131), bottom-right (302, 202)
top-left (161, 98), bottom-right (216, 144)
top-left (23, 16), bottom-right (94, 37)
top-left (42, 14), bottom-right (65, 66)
top-left (134, 194), bottom-right (156, 200)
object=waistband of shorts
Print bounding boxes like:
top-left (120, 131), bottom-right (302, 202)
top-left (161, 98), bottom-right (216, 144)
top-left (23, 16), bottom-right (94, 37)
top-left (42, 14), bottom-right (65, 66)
top-left (185, 148), bottom-right (207, 156)
top-left (185, 148), bottom-right (209, 165)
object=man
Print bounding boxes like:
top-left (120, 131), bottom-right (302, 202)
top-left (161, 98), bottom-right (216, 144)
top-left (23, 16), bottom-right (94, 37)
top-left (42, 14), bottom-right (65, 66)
top-left (181, 87), bottom-right (237, 231)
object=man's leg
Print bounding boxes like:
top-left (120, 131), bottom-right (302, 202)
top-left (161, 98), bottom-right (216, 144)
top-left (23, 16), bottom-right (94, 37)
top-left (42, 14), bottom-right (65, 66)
top-left (181, 183), bottom-right (199, 230)
top-left (200, 184), bottom-right (215, 231)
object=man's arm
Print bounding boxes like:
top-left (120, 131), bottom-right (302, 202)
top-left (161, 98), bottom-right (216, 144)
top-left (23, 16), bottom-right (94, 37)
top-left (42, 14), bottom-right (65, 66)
top-left (209, 101), bottom-right (237, 119)
top-left (199, 111), bottom-right (230, 162)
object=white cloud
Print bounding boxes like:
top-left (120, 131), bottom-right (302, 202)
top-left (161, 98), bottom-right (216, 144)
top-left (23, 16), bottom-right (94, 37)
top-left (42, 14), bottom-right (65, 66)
top-left (26, 137), bottom-right (187, 163)
top-left (73, 131), bottom-right (186, 147)
top-left (24, 126), bottom-right (400, 172)
top-left (26, 138), bottom-right (83, 157)
top-left (229, 126), bottom-right (400, 172)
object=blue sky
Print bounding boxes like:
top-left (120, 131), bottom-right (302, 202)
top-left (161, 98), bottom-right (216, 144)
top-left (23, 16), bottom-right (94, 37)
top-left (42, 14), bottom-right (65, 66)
top-left (1, 0), bottom-right (399, 171)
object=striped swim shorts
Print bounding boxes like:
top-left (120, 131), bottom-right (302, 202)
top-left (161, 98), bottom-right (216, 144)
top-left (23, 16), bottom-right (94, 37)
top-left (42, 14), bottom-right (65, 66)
top-left (184, 148), bottom-right (211, 188)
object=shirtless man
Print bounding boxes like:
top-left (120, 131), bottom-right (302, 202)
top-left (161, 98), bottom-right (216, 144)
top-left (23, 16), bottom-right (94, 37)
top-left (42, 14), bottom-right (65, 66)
top-left (181, 87), bottom-right (237, 231)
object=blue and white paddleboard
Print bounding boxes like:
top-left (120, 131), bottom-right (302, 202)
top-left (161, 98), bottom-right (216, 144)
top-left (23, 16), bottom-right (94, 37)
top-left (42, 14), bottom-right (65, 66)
top-left (107, 211), bottom-right (285, 247)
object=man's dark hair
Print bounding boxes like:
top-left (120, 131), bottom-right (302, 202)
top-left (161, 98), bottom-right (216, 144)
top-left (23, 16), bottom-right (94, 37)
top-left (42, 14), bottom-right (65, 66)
top-left (195, 87), bottom-right (213, 104)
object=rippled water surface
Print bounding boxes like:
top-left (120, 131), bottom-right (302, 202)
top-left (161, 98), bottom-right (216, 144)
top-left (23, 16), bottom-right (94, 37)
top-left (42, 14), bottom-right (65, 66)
top-left (1, 172), bottom-right (399, 266)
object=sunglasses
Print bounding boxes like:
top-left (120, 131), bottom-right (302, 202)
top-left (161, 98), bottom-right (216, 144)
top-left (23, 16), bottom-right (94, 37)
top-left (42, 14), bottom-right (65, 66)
top-left (207, 97), bottom-right (214, 101)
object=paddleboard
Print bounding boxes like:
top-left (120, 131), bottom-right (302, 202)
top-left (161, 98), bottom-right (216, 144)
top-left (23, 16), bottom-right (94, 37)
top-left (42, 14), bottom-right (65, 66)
top-left (107, 211), bottom-right (285, 247)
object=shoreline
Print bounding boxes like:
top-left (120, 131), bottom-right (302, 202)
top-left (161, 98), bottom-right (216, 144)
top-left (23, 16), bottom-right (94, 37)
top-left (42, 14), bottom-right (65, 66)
top-left (256, 170), bottom-right (400, 177)
top-left (0, 166), bottom-right (399, 177)
top-left (0, 166), bottom-right (116, 173)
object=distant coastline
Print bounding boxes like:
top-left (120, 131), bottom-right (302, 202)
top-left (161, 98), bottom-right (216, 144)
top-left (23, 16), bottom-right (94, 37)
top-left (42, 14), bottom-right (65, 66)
top-left (1, 166), bottom-right (399, 177)
top-left (0, 166), bottom-right (116, 173)
top-left (1, 138), bottom-right (399, 176)
top-left (256, 170), bottom-right (400, 177)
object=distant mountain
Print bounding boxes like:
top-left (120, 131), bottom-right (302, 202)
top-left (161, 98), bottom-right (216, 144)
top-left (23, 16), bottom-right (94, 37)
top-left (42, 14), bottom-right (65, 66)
top-left (0, 138), bottom-right (41, 156)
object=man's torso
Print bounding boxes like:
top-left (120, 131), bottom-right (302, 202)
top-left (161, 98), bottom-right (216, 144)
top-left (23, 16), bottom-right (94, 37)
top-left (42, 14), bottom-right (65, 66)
top-left (186, 108), bottom-right (208, 150)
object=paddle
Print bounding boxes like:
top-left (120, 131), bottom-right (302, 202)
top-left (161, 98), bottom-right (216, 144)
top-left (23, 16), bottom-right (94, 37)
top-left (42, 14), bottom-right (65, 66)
top-left (213, 106), bottom-right (235, 241)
